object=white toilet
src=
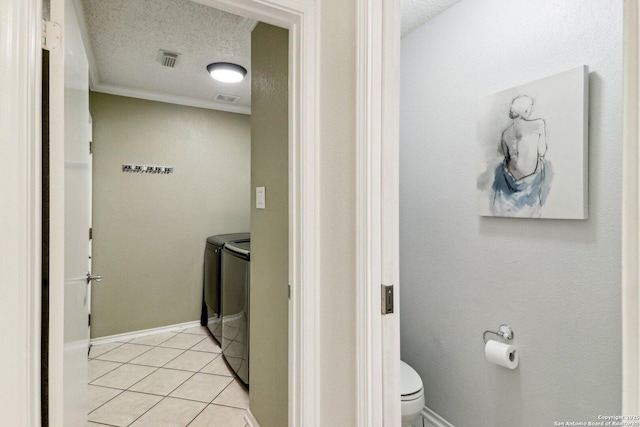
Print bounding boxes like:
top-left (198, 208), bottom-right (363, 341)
top-left (401, 360), bottom-right (425, 427)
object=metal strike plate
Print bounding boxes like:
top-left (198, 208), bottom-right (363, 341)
top-left (381, 284), bottom-right (394, 315)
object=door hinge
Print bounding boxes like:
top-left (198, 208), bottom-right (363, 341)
top-left (42, 20), bottom-right (62, 51)
top-left (288, 284), bottom-right (291, 300)
top-left (89, 141), bottom-right (93, 154)
top-left (381, 284), bottom-right (394, 315)
top-left (89, 227), bottom-right (92, 240)
top-left (88, 313), bottom-right (91, 327)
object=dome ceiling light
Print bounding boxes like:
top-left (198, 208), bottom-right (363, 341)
top-left (206, 62), bottom-right (247, 83)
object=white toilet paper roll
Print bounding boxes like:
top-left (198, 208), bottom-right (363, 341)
top-left (484, 340), bottom-right (518, 369)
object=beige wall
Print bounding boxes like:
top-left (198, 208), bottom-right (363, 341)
top-left (318, 1), bottom-right (358, 425)
top-left (249, 23), bottom-right (289, 427)
top-left (90, 93), bottom-right (250, 338)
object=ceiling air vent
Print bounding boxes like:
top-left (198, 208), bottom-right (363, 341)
top-left (215, 93), bottom-right (240, 104)
top-left (157, 50), bottom-right (179, 68)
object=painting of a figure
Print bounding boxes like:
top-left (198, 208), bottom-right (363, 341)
top-left (477, 66), bottom-right (588, 219)
top-left (491, 95), bottom-right (550, 216)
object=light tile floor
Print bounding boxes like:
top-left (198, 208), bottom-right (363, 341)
top-left (87, 325), bottom-right (249, 427)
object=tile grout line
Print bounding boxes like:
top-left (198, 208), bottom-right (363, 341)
top-left (212, 379), bottom-right (250, 409)
top-left (214, 401), bottom-right (250, 410)
top-left (130, 345), bottom-right (188, 369)
top-left (86, 386), bottom-right (124, 417)
top-left (127, 360), bottom-right (228, 375)
top-left (121, 389), bottom-right (233, 406)
top-left (88, 421), bottom-right (120, 427)
top-left (151, 368), bottom-right (198, 400)
top-left (88, 362), bottom-right (125, 384)
top-left (92, 343), bottom-right (157, 364)
top-left (184, 399), bottom-right (211, 427)
top-left (203, 376), bottom-right (234, 405)
top-left (90, 362), bottom-right (158, 390)
top-left (123, 394), bottom-right (165, 427)
top-left (127, 367), bottom-right (195, 396)
top-left (89, 341), bottom-right (126, 359)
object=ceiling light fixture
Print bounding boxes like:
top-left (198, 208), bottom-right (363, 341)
top-left (206, 62), bottom-right (247, 83)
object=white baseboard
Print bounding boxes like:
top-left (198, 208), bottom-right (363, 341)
top-left (90, 320), bottom-right (203, 346)
top-left (244, 408), bottom-right (261, 427)
top-left (422, 405), bottom-right (456, 427)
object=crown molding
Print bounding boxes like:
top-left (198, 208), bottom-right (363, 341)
top-left (90, 82), bottom-right (251, 114)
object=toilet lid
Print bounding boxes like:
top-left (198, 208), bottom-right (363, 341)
top-left (400, 360), bottom-right (423, 396)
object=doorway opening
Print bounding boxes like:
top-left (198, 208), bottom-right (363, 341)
top-left (75, 2), bottom-right (290, 425)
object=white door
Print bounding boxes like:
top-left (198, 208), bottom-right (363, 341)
top-left (49, 0), bottom-right (92, 424)
top-left (62, 0), bottom-right (92, 421)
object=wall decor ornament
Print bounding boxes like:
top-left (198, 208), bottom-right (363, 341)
top-left (476, 65), bottom-right (589, 219)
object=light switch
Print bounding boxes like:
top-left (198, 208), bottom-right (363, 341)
top-left (256, 186), bottom-right (266, 209)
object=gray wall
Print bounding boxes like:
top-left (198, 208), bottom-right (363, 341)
top-left (91, 93), bottom-right (250, 338)
top-left (400, 1), bottom-right (622, 426)
top-left (249, 23), bottom-right (289, 427)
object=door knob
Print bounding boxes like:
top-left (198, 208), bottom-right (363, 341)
top-left (86, 272), bottom-right (103, 282)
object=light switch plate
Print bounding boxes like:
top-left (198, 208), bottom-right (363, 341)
top-left (256, 186), bottom-right (266, 209)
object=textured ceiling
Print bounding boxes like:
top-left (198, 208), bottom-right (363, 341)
top-left (401, 0), bottom-right (460, 37)
top-left (76, 0), bottom-right (458, 113)
top-left (78, 0), bottom-right (252, 112)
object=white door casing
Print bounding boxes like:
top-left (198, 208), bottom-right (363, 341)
top-left (623, 0), bottom-right (640, 415)
top-left (381, 1), bottom-right (402, 424)
top-left (47, 0), bottom-right (66, 422)
top-left (356, 0), bottom-right (402, 425)
top-left (0, 0), bottom-right (42, 425)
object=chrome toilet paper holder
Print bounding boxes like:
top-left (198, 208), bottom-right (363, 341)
top-left (483, 324), bottom-right (514, 343)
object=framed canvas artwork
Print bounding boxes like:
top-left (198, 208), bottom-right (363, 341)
top-left (476, 65), bottom-right (589, 219)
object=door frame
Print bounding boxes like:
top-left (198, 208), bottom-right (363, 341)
top-left (0, 0), bottom-right (43, 425)
top-left (623, 0), bottom-right (640, 415)
top-left (195, 0), bottom-right (401, 424)
top-left (5, 0), bottom-right (640, 425)
top-left (355, 0), bottom-right (401, 425)
top-left (191, 1), bottom-right (320, 424)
